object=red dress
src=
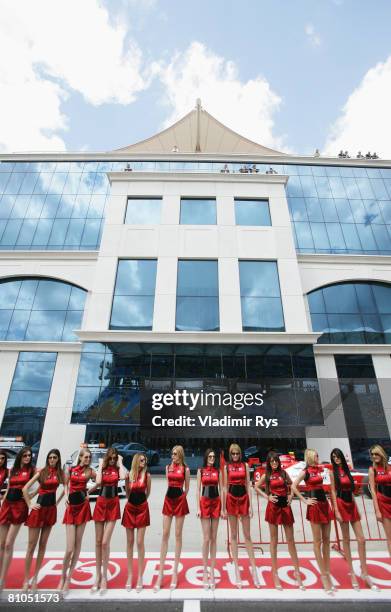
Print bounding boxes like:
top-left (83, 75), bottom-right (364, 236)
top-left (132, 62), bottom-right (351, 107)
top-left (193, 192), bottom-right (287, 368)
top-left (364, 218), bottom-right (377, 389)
top-left (0, 466), bottom-right (8, 492)
top-left (162, 464), bottom-right (189, 517)
top-left (0, 467), bottom-right (33, 525)
top-left (93, 467), bottom-right (120, 522)
top-left (26, 468), bottom-right (59, 528)
top-left (63, 465), bottom-right (92, 525)
top-left (226, 462), bottom-right (250, 516)
top-left (265, 470), bottom-right (294, 525)
top-left (374, 466), bottom-right (391, 519)
top-left (335, 467), bottom-right (360, 523)
top-left (304, 466), bottom-right (333, 524)
top-left (199, 467), bottom-right (221, 519)
top-left (122, 471), bottom-right (150, 528)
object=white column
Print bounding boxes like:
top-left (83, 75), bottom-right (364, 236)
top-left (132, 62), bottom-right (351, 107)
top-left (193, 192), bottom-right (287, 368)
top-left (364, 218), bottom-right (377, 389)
top-left (0, 351), bottom-right (19, 427)
top-left (38, 351), bottom-right (85, 465)
top-left (306, 353), bottom-right (352, 463)
top-left (371, 353), bottom-right (391, 439)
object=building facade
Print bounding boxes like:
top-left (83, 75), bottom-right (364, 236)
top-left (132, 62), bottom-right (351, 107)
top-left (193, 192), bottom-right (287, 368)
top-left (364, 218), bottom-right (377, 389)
top-left (0, 102), bottom-right (390, 469)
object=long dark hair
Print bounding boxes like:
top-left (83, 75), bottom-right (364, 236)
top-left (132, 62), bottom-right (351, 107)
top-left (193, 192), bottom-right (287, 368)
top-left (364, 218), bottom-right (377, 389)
top-left (203, 448), bottom-right (217, 468)
top-left (330, 448), bottom-right (354, 492)
top-left (264, 451), bottom-right (289, 495)
top-left (0, 449), bottom-right (7, 466)
top-left (102, 447), bottom-right (119, 471)
top-left (39, 448), bottom-right (64, 485)
top-left (10, 446), bottom-right (34, 477)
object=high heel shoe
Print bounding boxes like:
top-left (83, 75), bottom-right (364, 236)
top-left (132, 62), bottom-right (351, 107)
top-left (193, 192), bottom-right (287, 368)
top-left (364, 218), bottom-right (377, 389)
top-left (272, 571), bottom-right (283, 591)
top-left (250, 566), bottom-right (261, 589)
top-left (169, 574), bottom-right (177, 590)
top-left (153, 573), bottom-right (163, 593)
top-left (327, 573), bottom-right (337, 593)
top-left (320, 574), bottom-right (333, 595)
top-left (99, 578), bottom-right (108, 596)
top-left (135, 581), bottom-right (143, 593)
top-left (21, 579), bottom-right (30, 593)
top-left (209, 573), bottom-right (216, 591)
top-left (348, 572), bottom-right (360, 591)
top-left (294, 569), bottom-right (306, 591)
top-left (233, 566), bottom-right (242, 589)
top-left (62, 577), bottom-right (70, 597)
top-left (203, 570), bottom-right (209, 590)
top-left (90, 578), bottom-right (101, 594)
top-left (30, 578), bottom-right (38, 593)
top-left (361, 573), bottom-right (380, 592)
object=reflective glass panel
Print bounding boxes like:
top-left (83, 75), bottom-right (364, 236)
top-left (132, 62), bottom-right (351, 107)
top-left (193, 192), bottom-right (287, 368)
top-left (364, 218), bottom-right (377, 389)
top-left (110, 259), bottom-right (157, 330)
top-left (239, 261), bottom-right (285, 331)
top-left (125, 198), bottom-right (162, 224)
top-left (180, 198), bottom-right (216, 224)
top-left (176, 260), bottom-right (219, 331)
top-left (235, 199), bottom-right (271, 226)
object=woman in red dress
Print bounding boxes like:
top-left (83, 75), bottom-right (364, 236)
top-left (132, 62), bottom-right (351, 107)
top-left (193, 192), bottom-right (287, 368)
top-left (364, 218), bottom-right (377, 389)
top-left (330, 448), bottom-right (378, 591)
top-left (292, 448), bottom-right (334, 594)
top-left (223, 443), bottom-right (260, 588)
top-left (122, 452), bottom-right (151, 592)
top-left (368, 444), bottom-right (391, 556)
top-left (196, 448), bottom-right (222, 590)
top-left (91, 447), bottom-right (126, 594)
top-left (22, 449), bottom-right (65, 591)
top-left (0, 446), bottom-right (34, 592)
top-left (59, 447), bottom-right (97, 594)
top-left (0, 451), bottom-right (8, 502)
top-left (255, 451), bottom-right (304, 590)
top-left (154, 445), bottom-right (190, 592)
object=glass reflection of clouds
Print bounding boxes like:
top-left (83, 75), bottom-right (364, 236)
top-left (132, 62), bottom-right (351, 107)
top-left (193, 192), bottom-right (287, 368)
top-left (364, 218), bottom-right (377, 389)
top-left (110, 260), bottom-right (157, 330)
top-left (0, 277), bottom-right (86, 341)
top-left (125, 198), bottom-right (162, 224)
top-left (239, 261), bottom-right (285, 332)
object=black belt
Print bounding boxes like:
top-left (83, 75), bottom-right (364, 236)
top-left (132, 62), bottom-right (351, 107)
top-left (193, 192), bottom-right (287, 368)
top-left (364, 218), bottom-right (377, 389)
top-left (128, 491), bottom-right (147, 505)
top-left (37, 492), bottom-right (56, 507)
top-left (229, 484), bottom-right (246, 497)
top-left (69, 491), bottom-right (86, 505)
top-left (275, 495), bottom-right (288, 508)
top-left (378, 484), bottom-right (391, 497)
top-left (202, 485), bottom-right (219, 499)
top-left (7, 488), bottom-right (23, 502)
top-left (166, 486), bottom-right (183, 499)
top-left (306, 489), bottom-right (327, 502)
top-left (337, 490), bottom-right (353, 503)
top-left (101, 485), bottom-right (117, 498)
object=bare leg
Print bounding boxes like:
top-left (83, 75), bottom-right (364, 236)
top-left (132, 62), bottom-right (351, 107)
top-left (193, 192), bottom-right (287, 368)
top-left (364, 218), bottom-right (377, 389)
top-left (284, 524), bottom-right (304, 589)
top-left (340, 522), bottom-right (354, 572)
top-left (154, 515), bottom-right (172, 590)
top-left (66, 523), bottom-right (86, 588)
top-left (24, 528), bottom-right (40, 588)
top-left (310, 522), bottom-right (331, 592)
top-left (227, 515), bottom-right (241, 585)
top-left (0, 524), bottom-right (22, 587)
top-left (125, 528), bottom-right (134, 588)
top-left (136, 527), bottom-right (146, 589)
top-left (268, 523), bottom-right (281, 588)
top-left (209, 518), bottom-right (219, 587)
top-left (351, 520), bottom-right (367, 575)
top-left (172, 515), bottom-right (185, 587)
top-left (93, 522), bottom-right (104, 589)
top-left (101, 521), bottom-right (116, 590)
top-left (60, 525), bottom-right (76, 588)
top-left (382, 518), bottom-right (391, 557)
top-left (31, 527), bottom-right (52, 590)
top-left (201, 518), bottom-right (211, 584)
top-left (321, 523), bottom-right (331, 575)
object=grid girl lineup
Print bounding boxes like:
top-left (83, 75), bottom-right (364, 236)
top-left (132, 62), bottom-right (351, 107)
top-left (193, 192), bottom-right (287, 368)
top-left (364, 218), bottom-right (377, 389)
top-left (0, 443), bottom-right (390, 595)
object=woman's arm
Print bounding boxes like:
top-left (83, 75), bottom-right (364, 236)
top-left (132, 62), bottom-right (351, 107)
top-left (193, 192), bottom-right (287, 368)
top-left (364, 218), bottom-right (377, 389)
top-left (254, 474), bottom-right (271, 501)
top-left (146, 473), bottom-right (151, 499)
top-left (245, 463), bottom-right (253, 517)
top-left (196, 469), bottom-right (201, 517)
top-left (329, 471), bottom-right (342, 521)
top-left (184, 467), bottom-right (190, 495)
top-left (222, 466), bottom-right (227, 517)
top-left (117, 455), bottom-right (127, 481)
top-left (86, 469), bottom-right (99, 497)
top-left (56, 472), bottom-right (66, 505)
top-left (292, 469), bottom-right (316, 506)
top-left (368, 467), bottom-right (382, 521)
top-left (95, 459), bottom-right (103, 486)
top-left (22, 471), bottom-right (41, 509)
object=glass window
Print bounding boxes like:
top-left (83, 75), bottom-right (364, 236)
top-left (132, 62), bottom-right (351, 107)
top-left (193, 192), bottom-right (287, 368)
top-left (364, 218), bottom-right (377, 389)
top-left (125, 198), bottom-right (162, 224)
top-left (180, 198), bottom-right (216, 224)
top-left (235, 199), bottom-right (271, 226)
top-left (0, 277), bottom-right (86, 341)
top-left (110, 259), bottom-right (157, 330)
top-left (0, 352), bottom-right (56, 447)
top-left (309, 282), bottom-right (391, 344)
top-left (176, 260), bottom-right (219, 331)
top-left (239, 261), bottom-right (285, 331)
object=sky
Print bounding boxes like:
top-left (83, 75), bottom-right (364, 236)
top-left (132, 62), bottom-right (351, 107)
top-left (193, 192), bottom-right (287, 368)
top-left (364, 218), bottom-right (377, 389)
top-left (1, 0), bottom-right (391, 157)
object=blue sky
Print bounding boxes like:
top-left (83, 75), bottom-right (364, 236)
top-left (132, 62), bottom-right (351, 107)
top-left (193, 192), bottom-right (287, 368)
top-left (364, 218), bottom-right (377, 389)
top-left (1, 0), bottom-right (391, 157)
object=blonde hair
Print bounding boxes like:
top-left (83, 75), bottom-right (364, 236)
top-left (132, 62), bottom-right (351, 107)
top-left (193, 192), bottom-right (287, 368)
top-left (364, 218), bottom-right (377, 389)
top-left (304, 448), bottom-right (318, 467)
top-left (172, 445), bottom-right (185, 466)
top-left (229, 443), bottom-right (242, 462)
top-left (370, 444), bottom-right (388, 470)
top-left (129, 453), bottom-right (147, 482)
top-left (77, 448), bottom-right (91, 466)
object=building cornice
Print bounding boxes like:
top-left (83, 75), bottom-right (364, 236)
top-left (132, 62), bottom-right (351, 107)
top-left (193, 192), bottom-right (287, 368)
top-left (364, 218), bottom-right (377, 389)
top-left (76, 330), bottom-right (320, 344)
top-left (0, 342), bottom-right (82, 352)
top-left (108, 171), bottom-right (288, 184)
top-left (314, 344), bottom-right (391, 355)
top-left (298, 253), bottom-right (391, 266)
top-left (0, 250), bottom-right (98, 261)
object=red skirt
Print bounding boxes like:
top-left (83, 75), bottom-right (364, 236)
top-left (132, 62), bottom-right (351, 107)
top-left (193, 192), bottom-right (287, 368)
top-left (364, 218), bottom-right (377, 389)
top-left (306, 500), bottom-right (333, 524)
top-left (200, 496), bottom-right (221, 519)
top-left (0, 499), bottom-right (28, 525)
top-left (336, 497), bottom-right (360, 523)
top-left (265, 501), bottom-right (294, 526)
top-left (122, 500), bottom-right (150, 529)
top-left (377, 492), bottom-right (391, 519)
top-left (162, 493), bottom-right (189, 517)
top-left (226, 492), bottom-right (250, 517)
top-left (93, 496), bottom-right (120, 522)
top-left (63, 500), bottom-right (92, 525)
top-left (26, 505), bottom-right (57, 528)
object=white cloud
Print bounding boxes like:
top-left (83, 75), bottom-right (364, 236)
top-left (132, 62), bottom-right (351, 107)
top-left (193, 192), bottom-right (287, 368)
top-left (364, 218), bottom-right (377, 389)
top-left (324, 57), bottom-right (391, 158)
top-left (0, 0), bottom-right (149, 152)
top-left (157, 42), bottom-right (285, 151)
top-left (305, 23), bottom-right (321, 47)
